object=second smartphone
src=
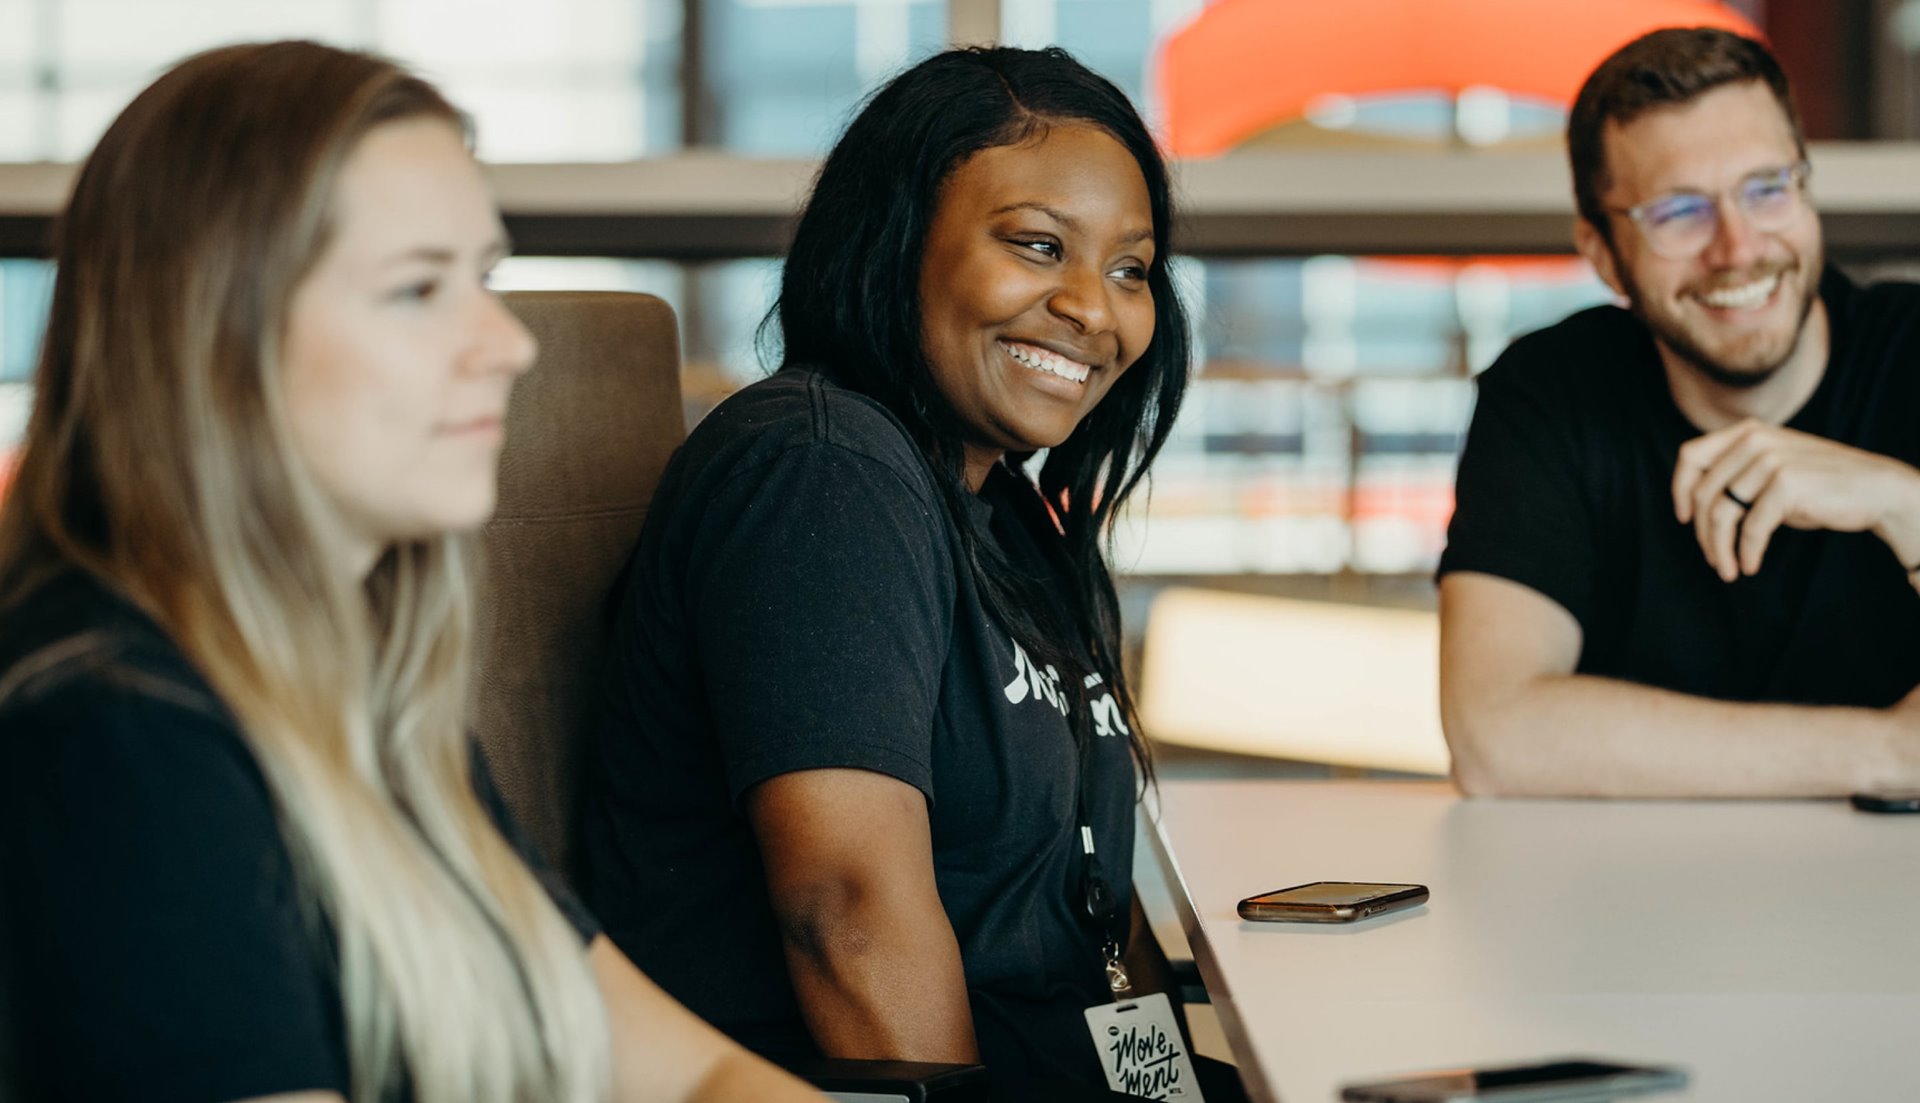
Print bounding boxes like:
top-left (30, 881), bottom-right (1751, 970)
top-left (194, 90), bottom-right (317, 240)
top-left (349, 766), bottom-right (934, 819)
top-left (1237, 881), bottom-right (1429, 923)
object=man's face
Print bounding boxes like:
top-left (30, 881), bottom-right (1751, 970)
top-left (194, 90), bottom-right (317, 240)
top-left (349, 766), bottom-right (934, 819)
top-left (1577, 80), bottom-right (1822, 389)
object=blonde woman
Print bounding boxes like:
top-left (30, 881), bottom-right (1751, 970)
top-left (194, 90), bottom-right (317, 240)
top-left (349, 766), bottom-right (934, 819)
top-left (0, 41), bottom-right (819, 1103)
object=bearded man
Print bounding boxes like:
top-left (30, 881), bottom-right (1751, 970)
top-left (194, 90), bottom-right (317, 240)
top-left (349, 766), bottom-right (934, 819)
top-left (1438, 27), bottom-right (1920, 797)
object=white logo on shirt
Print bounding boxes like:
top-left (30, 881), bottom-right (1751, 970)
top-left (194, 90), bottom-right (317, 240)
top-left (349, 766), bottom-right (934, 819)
top-left (1004, 638), bottom-right (1129, 736)
top-left (1004, 639), bottom-right (1068, 716)
top-left (1090, 692), bottom-right (1131, 739)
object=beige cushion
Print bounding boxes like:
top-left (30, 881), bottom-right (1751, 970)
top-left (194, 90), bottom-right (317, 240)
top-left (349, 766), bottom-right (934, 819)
top-left (474, 291), bottom-right (685, 878)
top-left (1139, 586), bottom-right (1450, 776)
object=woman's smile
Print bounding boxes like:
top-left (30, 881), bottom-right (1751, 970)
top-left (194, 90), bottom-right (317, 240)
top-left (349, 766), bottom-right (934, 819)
top-left (1001, 338), bottom-right (1094, 385)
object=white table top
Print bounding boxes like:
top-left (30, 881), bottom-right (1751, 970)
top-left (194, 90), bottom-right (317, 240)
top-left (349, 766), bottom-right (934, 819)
top-left (1147, 779), bottom-right (1920, 1103)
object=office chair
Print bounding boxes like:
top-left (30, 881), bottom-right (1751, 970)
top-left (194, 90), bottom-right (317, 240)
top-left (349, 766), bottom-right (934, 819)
top-left (475, 290), bottom-right (684, 879)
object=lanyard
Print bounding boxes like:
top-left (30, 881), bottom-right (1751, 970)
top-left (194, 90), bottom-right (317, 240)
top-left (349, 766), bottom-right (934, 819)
top-left (985, 481), bottom-right (1133, 998)
top-left (1076, 775), bottom-right (1132, 999)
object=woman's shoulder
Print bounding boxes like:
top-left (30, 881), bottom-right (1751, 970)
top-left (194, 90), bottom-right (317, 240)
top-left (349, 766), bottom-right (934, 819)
top-left (681, 365), bottom-right (942, 508)
top-left (0, 567), bottom-right (222, 724)
top-left (0, 568), bottom-right (251, 806)
top-left (0, 569), bottom-right (349, 1103)
top-left (0, 567), bottom-right (289, 923)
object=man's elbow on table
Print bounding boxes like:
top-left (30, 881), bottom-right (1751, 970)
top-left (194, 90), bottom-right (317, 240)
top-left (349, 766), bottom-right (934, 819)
top-left (1439, 573), bottom-right (1587, 798)
top-left (1441, 683), bottom-right (1529, 798)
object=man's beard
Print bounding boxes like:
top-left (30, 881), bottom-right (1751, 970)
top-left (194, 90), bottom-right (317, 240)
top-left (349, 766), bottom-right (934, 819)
top-left (1614, 255), bottom-right (1819, 390)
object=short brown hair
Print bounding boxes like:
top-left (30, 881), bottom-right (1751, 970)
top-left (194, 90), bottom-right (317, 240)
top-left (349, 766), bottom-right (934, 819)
top-left (1568, 27), bottom-right (1804, 238)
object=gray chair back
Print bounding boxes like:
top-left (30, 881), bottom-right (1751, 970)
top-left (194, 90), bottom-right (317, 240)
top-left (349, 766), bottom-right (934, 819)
top-left (474, 290), bottom-right (685, 880)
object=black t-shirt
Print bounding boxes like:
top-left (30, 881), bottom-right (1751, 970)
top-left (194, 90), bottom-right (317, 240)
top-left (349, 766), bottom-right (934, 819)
top-left (0, 569), bottom-right (596, 1103)
top-left (583, 366), bottom-right (1137, 1090)
top-left (1440, 267), bottom-right (1920, 704)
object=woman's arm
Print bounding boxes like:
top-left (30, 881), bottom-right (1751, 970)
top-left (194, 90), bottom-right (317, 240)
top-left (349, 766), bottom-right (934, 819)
top-left (591, 936), bottom-right (824, 1102)
top-left (745, 767), bottom-right (979, 1063)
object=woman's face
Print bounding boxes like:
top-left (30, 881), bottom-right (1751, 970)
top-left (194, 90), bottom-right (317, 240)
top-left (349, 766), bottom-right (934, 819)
top-left (281, 117), bottom-right (535, 574)
top-left (917, 122), bottom-right (1157, 490)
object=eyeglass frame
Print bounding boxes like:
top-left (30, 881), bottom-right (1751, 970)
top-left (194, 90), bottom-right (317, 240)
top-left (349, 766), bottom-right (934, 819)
top-left (1605, 160), bottom-right (1813, 259)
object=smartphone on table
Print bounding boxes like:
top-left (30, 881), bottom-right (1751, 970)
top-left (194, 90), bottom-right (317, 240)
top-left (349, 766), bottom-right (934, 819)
top-left (1850, 791), bottom-right (1920, 813)
top-left (1236, 881), bottom-right (1428, 923)
top-left (1340, 1057), bottom-right (1687, 1102)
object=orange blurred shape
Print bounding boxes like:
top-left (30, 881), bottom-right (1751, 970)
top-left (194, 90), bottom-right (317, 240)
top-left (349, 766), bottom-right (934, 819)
top-left (1351, 481), bottom-right (1455, 524)
top-left (1158, 0), bottom-right (1760, 158)
top-left (1355, 255), bottom-right (1595, 282)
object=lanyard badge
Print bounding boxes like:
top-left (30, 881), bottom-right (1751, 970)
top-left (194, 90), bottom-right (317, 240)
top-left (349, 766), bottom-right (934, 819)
top-left (1070, 690), bottom-right (1204, 1099)
top-left (1078, 824), bottom-right (1205, 1100)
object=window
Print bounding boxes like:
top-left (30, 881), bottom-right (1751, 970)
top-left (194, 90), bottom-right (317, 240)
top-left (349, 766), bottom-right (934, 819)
top-left (0, 0), bottom-right (682, 161)
top-left (701, 0), bottom-right (947, 154)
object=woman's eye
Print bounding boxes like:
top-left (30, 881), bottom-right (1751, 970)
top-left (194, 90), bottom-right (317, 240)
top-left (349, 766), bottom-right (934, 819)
top-left (389, 279), bottom-right (440, 303)
top-left (1111, 264), bottom-right (1149, 282)
top-left (1014, 238), bottom-right (1060, 259)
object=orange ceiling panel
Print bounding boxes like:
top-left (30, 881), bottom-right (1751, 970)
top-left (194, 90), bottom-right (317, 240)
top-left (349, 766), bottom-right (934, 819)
top-left (1159, 0), bottom-right (1762, 157)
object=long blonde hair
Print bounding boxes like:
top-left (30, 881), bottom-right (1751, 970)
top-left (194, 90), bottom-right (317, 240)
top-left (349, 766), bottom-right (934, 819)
top-left (0, 41), bottom-right (609, 1102)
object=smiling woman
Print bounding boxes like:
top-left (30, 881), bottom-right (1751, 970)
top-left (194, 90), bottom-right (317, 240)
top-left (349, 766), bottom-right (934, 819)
top-left (584, 45), bottom-right (1245, 1103)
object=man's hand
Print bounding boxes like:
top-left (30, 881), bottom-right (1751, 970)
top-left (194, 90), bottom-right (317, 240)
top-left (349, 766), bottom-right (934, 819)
top-left (1671, 419), bottom-right (1920, 582)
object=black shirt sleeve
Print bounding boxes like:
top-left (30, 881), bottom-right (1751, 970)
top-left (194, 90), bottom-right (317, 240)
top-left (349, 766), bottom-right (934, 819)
top-left (1438, 351), bottom-right (1599, 628)
top-left (680, 438), bottom-right (956, 805)
top-left (471, 743), bottom-right (600, 943)
top-left (0, 668), bottom-right (350, 1103)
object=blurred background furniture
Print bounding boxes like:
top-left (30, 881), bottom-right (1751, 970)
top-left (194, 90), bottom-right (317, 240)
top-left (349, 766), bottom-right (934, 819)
top-left (1138, 586), bottom-right (1450, 777)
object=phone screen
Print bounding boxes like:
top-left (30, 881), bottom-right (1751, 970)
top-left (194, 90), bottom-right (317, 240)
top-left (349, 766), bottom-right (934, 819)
top-left (1245, 882), bottom-right (1415, 906)
top-left (1473, 1060), bottom-right (1642, 1088)
top-left (1343, 1058), bottom-right (1686, 1101)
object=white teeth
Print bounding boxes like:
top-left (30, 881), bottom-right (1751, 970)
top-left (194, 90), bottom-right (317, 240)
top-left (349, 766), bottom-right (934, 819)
top-left (1003, 341), bottom-right (1091, 384)
top-left (1699, 273), bottom-right (1780, 310)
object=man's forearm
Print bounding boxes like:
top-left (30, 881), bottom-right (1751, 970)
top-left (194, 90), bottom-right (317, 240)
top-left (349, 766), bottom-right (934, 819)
top-left (1452, 673), bottom-right (1918, 798)
top-left (777, 895), bottom-right (979, 1064)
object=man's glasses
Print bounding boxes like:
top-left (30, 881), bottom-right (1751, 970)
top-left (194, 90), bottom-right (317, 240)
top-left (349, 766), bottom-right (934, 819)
top-left (1611, 161), bottom-right (1811, 259)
